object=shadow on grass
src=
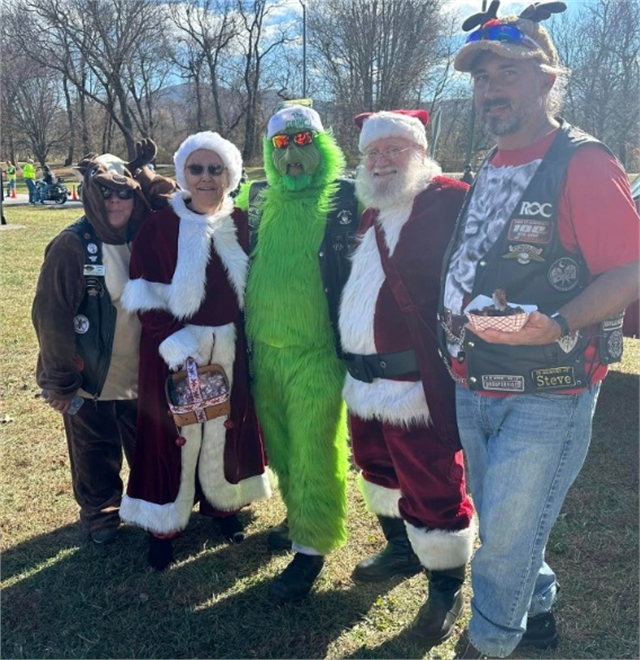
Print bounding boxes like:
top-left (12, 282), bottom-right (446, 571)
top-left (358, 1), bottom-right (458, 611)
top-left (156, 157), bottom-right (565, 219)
top-left (1, 511), bottom-right (400, 659)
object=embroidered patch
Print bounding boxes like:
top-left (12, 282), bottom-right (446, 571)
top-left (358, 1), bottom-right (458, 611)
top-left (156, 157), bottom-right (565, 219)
top-left (532, 366), bottom-right (577, 389)
top-left (83, 264), bottom-right (106, 276)
top-left (548, 258), bottom-right (579, 291)
top-left (73, 314), bottom-right (90, 334)
top-left (557, 333), bottom-right (579, 353)
top-left (85, 276), bottom-right (104, 297)
top-left (508, 219), bottom-right (552, 244)
top-left (481, 375), bottom-right (525, 392)
top-left (337, 209), bottom-right (353, 225)
top-left (606, 330), bottom-right (624, 360)
top-left (602, 315), bottom-right (624, 332)
top-left (501, 244), bottom-right (545, 265)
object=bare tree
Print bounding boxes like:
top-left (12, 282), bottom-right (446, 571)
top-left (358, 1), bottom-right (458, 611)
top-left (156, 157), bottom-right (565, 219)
top-left (5, 0), bottom-right (171, 159)
top-left (169, 0), bottom-right (240, 134)
top-left (551, 0), bottom-right (639, 168)
top-left (307, 0), bottom-right (447, 156)
top-left (236, 0), bottom-right (292, 162)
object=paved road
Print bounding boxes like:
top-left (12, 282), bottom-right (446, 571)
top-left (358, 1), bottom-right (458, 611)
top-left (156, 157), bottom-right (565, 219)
top-left (2, 193), bottom-right (82, 208)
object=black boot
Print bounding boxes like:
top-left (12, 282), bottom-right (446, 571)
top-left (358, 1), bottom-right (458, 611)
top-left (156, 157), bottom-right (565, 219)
top-left (267, 518), bottom-right (292, 550)
top-left (517, 611), bottom-right (559, 650)
top-left (408, 565), bottom-right (466, 646)
top-left (218, 514), bottom-right (245, 543)
top-left (352, 515), bottom-right (422, 582)
top-left (147, 535), bottom-right (174, 571)
top-left (269, 552), bottom-right (324, 603)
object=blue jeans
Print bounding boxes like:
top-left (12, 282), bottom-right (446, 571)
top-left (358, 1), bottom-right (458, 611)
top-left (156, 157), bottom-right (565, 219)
top-left (25, 178), bottom-right (37, 203)
top-left (456, 383), bottom-right (601, 658)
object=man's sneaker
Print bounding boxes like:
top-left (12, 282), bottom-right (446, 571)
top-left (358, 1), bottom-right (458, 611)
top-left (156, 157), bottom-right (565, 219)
top-left (517, 611), bottom-right (559, 650)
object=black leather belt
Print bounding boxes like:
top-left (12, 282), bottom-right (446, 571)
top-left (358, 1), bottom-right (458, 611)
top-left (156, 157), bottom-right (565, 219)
top-left (342, 348), bottom-right (419, 383)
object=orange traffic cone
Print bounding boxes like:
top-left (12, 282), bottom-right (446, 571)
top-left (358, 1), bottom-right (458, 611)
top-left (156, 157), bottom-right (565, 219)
top-left (11, 188), bottom-right (16, 199)
top-left (72, 185), bottom-right (78, 201)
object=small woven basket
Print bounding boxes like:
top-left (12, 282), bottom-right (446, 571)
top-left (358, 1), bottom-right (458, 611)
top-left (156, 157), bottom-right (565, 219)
top-left (166, 358), bottom-right (230, 427)
top-left (466, 311), bottom-right (530, 333)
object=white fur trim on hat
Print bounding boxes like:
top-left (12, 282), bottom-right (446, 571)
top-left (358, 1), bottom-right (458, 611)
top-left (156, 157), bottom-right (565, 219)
top-left (173, 131), bottom-right (242, 194)
top-left (267, 104), bottom-right (324, 139)
top-left (359, 112), bottom-right (428, 154)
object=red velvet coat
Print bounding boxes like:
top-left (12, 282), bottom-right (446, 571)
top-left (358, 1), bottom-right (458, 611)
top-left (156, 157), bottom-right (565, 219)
top-left (119, 194), bottom-right (270, 534)
top-left (340, 176), bottom-right (468, 449)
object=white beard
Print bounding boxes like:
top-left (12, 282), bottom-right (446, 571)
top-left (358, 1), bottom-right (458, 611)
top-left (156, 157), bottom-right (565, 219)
top-left (355, 152), bottom-right (442, 212)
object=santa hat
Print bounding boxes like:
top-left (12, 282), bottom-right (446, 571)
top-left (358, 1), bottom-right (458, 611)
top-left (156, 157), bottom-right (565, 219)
top-left (355, 109), bottom-right (430, 154)
top-left (455, 16), bottom-right (559, 72)
top-left (267, 104), bottom-right (324, 139)
top-left (173, 131), bottom-right (243, 193)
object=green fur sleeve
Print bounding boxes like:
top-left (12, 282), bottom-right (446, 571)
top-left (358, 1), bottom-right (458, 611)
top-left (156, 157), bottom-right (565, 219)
top-left (234, 181), bottom-right (252, 211)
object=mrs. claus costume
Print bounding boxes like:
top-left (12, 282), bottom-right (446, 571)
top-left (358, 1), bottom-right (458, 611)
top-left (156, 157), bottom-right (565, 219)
top-left (120, 132), bottom-right (270, 551)
top-left (339, 110), bottom-right (474, 645)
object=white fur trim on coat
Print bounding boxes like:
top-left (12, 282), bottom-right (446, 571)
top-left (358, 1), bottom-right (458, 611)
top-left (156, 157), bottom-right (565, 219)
top-left (119, 322), bottom-right (271, 534)
top-left (359, 111), bottom-right (428, 154)
top-left (339, 227), bottom-right (430, 427)
top-left (358, 472), bottom-right (401, 518)
top-left (122, 194), bottom-right (247, 321)
top-left (406, 519), bottom-right (476, 571)
top-left (174, 131), bottom-right (242, 193)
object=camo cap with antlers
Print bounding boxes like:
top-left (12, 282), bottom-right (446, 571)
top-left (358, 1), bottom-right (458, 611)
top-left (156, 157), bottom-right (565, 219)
top-left (454, 1), bottom-right (567, 73)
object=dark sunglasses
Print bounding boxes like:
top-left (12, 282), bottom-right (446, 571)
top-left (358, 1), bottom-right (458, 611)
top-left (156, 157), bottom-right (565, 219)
top-left (271, 131), bottom-right (315, 149)
top-left (466, 23), bottom-right (541, 50)
top-left (186, 164), bottom-right (225, 176)
top-left (99, 185), bottom-right (135, 200)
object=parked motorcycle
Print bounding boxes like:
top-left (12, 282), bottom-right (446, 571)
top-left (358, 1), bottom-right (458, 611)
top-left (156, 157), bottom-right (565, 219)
top-left (36, 176), bottom-right (70, 204)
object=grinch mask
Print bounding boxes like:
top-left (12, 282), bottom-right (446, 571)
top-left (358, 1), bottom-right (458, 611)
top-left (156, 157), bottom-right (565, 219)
top-left (271, 130), bottom-right (322, 191)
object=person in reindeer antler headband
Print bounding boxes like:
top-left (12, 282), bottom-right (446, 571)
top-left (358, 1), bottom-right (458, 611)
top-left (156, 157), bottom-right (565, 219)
top-left (439, 2), bottom-right (640, 657)
top-left (32, 140), bottom-right (176, 546)
top-left (339, 108), bottom-right (474, 647)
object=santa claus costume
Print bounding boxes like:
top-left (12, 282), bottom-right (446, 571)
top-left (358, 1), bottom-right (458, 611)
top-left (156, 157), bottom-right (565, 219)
top-left (121, 132), bottom-right (270, 569)
top-left (339, 110), bottom-right (475, 646)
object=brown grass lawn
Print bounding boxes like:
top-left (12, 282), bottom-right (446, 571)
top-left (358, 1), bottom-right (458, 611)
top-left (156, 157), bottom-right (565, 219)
top-left (1, 204), bottom-right (638, 659)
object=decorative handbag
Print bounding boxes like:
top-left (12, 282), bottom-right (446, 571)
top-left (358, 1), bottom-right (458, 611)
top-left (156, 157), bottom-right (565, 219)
top-left (165, 357), bottom-right (231, 427)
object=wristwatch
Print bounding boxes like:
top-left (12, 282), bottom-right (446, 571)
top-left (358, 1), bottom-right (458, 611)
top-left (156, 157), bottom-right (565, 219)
top-left (551, 312), bottom-right (571, 338)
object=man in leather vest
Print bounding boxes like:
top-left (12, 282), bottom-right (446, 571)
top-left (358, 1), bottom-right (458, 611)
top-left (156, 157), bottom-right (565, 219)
top-left (32, 141), bottom-right (174, 545)
top-left (439, 3), bottom-right (640, 658)
top-left (339, 109), bottom-right (475, 648)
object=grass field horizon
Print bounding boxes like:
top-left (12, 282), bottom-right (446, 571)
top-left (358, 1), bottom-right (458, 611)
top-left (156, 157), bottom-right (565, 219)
top-left (1, 204), bottom-right (638, 659)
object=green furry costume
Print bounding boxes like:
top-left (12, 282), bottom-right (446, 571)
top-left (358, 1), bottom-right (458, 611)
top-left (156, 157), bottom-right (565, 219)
top-left (237, 126), bottom-right (349, 555)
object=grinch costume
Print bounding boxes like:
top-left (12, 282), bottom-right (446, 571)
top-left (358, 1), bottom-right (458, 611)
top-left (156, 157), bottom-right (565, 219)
top-left (236, 104), bottom-right (358, 602)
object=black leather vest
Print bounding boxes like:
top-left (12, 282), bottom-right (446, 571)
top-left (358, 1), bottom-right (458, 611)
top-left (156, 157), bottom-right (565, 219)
top-left (439, 122), bottom-right (624, 393)
top-left (65, 218), bottom-right (117, 397)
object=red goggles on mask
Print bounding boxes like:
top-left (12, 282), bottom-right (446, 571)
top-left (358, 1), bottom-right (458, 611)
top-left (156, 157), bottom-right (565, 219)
top-left (271, 131), bottom-right (315, 149)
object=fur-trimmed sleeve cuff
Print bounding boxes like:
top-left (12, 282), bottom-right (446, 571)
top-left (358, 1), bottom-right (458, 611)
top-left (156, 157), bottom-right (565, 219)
top-left (122, 278), bottom-right (167, 313)
top-left (159, 327), bottom-right (199, 369)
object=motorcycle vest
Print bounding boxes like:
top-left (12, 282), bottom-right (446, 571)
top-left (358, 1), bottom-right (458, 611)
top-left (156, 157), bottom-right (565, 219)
top-left (65, 217), bottom-right (117, 397)
top-left (247, 178), bottom-right (359, 344)
top-left (439, 121), bottom-right (625, 394)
